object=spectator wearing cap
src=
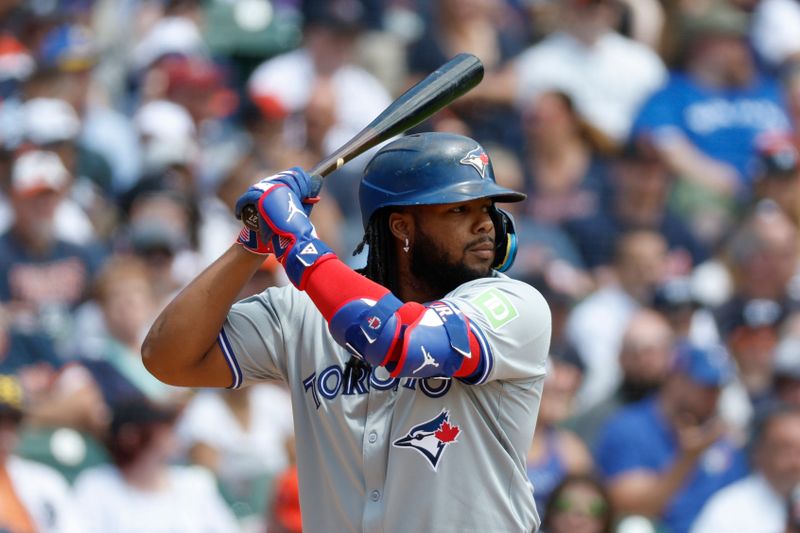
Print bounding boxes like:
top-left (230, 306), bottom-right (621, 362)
top-left (752, 134), bottom-right (800, 228)
top-left (0, 150), bottom-right (103, 355)
top-left (74, 398), bottom-right (239, 533)
top-left (566, 230), bottom-right (669, 411)
top-left (527, 347), bottom-right (593, 515)
top-left (593, 344), bottom-right (748, 533)
top-left (0, 374), bottom-right (84, 533)
top-left (18, 97), bottom-right (113, 200)
top-left (712, 206), bottom-right (800, 427)
top-left (35, 24), bottom-right (140, 194)
top-left (507, 0), bottom-right (667, 143)
top-left (630, 2), bottom-right (792, 233)
top-left (0, 130), bottom-right (95, 247)
top-left (128, 0), bottom-right (240, 194)
top-left (130, 100), bottom-right (246, 269)
top-left (717, 297), bottom-right (789, 406)
top-left (118, 180), bottom-right (200, 297)
top-left (651, 276), bottom-right (701, 342)
top-left (692, 403), bottom-right (800, 533)
top-left (568, 309), bottom-right (676, 448)
top-left (563, 136), bottom-right (708, 272)
top-left (130, 3), bottom-right (208, 74)
top-left (137, 55), bottom-right (243, 196)
top-left (648, 271), bottom-right (730, 363)
top-left (133, 99), bottom-right (198, 180)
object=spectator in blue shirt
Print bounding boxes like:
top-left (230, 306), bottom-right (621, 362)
top-left (632, 4), bottom-right (791, 194)
top-left (593, 344), bottom-right (749, 533)
top-left (631, 3), bottom-right (791, 246)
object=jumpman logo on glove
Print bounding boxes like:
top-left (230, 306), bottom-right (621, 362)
top-left (286, 195), bottom-right (307, 223)
top-left (413, 346), bottom-right (440, 374)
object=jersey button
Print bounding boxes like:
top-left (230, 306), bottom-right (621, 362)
top-left (368, 431), bottom-right (377, 443)
top-left (370, 490), bottom-right (381, 502)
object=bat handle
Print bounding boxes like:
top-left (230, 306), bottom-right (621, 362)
top-left (309, 174), bottom-right (324, 197)
top-left (241, 174), bottom-right (324, 231)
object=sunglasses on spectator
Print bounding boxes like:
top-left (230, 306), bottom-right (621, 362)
top-left (553, 495), bottom-right (608, 518)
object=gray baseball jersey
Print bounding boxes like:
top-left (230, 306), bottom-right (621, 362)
top-left (219, 273), bottom-right (550, 532)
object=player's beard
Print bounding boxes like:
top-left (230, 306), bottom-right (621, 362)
top-left (409, 227), bottom-right (493, 297)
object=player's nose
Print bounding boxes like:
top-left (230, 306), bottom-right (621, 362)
top-left (474, 209), bottom-right (493, 234)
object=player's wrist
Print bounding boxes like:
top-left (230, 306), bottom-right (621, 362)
top-left (231, 241), bottom-right (275, 267)
top-left (283, 236), bottom-right (336, 290)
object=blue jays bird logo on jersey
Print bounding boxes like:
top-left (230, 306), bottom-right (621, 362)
top-left (460, 146), bottom-right (490, 178)
top-left (393, 410), bottom-right (461, 471)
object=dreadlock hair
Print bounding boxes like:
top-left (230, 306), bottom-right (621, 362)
top-left (345, 208), bottom-right (401, 385)
top-left (352, 207), bottom-right (400, 295)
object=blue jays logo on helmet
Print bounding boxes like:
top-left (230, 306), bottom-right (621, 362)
top-left (392, 410), bottom-right (461, 471)
top-left (459, 146), bottom-right (490, 179)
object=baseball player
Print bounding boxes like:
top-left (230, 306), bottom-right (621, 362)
top-left (142, 132), bottom-right (551, 532)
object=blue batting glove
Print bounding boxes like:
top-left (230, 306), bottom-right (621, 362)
top-left (243, 167), bottom-right (315, 205)
top-left (234, 167), bottom-right (319, 255)
top-left (257, 184), bottom-right (334, 289)
top-left (235, 225), bottom-right (273, 255)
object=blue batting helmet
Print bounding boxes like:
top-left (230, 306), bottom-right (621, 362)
top-left (359, 132), bottom-right (526, 229)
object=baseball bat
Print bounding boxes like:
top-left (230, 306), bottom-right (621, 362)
top-left (241, 53), bottom-right (485, 231)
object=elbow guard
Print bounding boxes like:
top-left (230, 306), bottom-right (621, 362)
top-left (328, 296), bottom-right (489, 381)
top-left (392, 301), bottom-right (472, 378)
top-left (328, 293), bottom-right (406, 366)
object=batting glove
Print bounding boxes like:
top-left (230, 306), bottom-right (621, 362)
top-left (234, 168), bottom-right (320, 255)
top-left (234, 225), bottom-right (273, 255)
top-left (256, 182), bottom-right (334, 289)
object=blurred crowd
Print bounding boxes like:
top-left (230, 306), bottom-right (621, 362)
top-left (2, 0), bottom-right (800, 531)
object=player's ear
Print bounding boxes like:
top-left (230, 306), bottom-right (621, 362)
top-left (388, 211), bottom-right (413, 242)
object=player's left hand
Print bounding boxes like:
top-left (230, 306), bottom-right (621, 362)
top-left (234, 167), bottom-right (320, 255)
top-left (235, 167), bottom-right (319, 217)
